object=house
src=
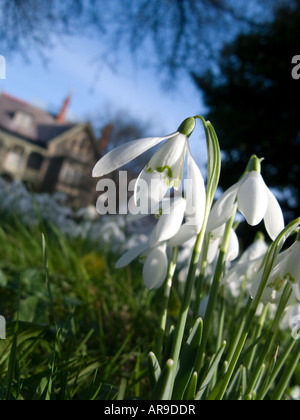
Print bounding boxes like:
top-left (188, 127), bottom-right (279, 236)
top-left (0, 92), bottom-right (104, 207)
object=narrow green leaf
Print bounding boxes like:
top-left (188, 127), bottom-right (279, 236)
top-left (183, 371), bottom-right (198, 400)
top-left (172, 318), bottom-right (203, 400)
top-left (151, 359), bottom-right (174, 400)
top-left (195, 341), bottom-right (226, 400)
top-left (148, 352), bottom-right (161, 390)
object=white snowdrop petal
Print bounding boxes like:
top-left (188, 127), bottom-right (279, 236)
top-left (168, 223), bottom-right (197, 247)
top-left (263, 188), bottom-right (285, 241)
top-left (143, 245), bottom-right (168, 289)
top-left (237, 172), bottom-right (269, 226)
top-left (115, 243), bottom-right (149, 268)
top-left (227, 229), bottom-right (239, 261)
top-left (92, 135), bottom-right (173, 177)
top-left (185, 145), bottom-right (206, 234)
top-left (147, 134), bottom-right (187, 182)
top-left (238, 239), bottom-right (268, 264)
top-left (150, 197), bottom-right (186, 247)
top-left (134, 168), bottom-right (169, 209)
top-left (283, 241), bottom-right (300, 285)
top-left (206, 182), bottom-right (240, 232)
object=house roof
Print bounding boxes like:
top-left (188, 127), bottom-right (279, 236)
top-left (0, 92), bottom-right (76, 146)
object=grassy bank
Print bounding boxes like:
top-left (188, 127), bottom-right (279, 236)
top-left (0, 213), bottom-right (161, 400)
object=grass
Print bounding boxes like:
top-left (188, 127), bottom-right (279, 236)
top-left (0, 212), bottom-right (299, 400)
top-left (0, 212), bottom-right (162, 400)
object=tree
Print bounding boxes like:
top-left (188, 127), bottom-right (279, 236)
top-left (0, 0), bottom-right (287, 82)
top-left (192, 0), bottom-right (300, 221)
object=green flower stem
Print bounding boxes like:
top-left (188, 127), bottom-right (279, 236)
top-left (196, 207), bottom-right (237, 373)
top-left (257, 337), bottom-right (297, 400)
top-left (168, 224), bottom-right (207, 398)
top-left (245, 283), bottom-right (293, 397)
top-left (193, 232), bottom-right (210, 317)
top-left (156, 246), bottom-right (179, 363)
top-left (272, 338), bottom-right (300, 400)
top-left (225, 298), bottom-right (252, 366)
top-left (166, 115), bottom-right (221, 399)
top-left (211, 287), bottom-right (226, 389)
top-left (215, 218), bottom-right (300, 400)
top-left (245, 304), bottom-right (269, 371)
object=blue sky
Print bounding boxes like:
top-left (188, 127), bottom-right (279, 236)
top-left (0, 35), bottom-right (205, 136)
top-left (0, 35), bottom-right (208, 169)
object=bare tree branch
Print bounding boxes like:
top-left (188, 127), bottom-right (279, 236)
top-left (0, 0), bottom-right (291, 81)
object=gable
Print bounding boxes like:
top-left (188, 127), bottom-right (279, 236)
top-left (0, 93), bottom-right (75, 145)
top-left (47, 123), bottom-right (100, 162)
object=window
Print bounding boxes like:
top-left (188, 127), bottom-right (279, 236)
top-left (59, 162), bottom-right (84, 187)
top-left (27, 152), bottom-right (44, 170)
top-left (3, 145), bottom-right (24, 171)
top-left (14, 111), bottom-right (33, 129)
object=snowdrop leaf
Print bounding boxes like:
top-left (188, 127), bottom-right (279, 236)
top-left (148, 352), bottom-right (162, 390)
top-left (173, 318), bottom-right (203, 400)
top-left (151, 359), bottom-right (174, 400)
top-left (195, 341), bottom-right (227, 400)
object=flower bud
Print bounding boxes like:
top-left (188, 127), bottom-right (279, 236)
top-left (177, 117), bottom-right (196, 138)
top-left (245, 155), bottom-right (264, 174)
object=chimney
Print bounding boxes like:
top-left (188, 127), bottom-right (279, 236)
top-left (100, 123), bottom-right (114, 152)
top-left (57, 90), bottom-right (73, 123)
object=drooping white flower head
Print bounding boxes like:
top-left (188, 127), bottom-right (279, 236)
top-left (94, 117), bottom-right (207, 288)
top-left (207, 156), bottom-right (284, 241)
top-left (115, 240), bottom-right (168, 290)
top-left (93, 117), bottom-right (197, 207)
top-left (281, 240), bottom-right (300, 300)
top-left (222, 235), bottom-right (268, 297)
top-left (251, 237), bottom-right (300, 304)
top-left (115, 196), bottom-right (188, 289)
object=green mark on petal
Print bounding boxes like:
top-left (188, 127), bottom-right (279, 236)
top-left (284, 272), bottom-right (296, 284)
top-left (156, 165), bottom-right (173, 179)
top-left (145, 165), bottom-right (154, 174)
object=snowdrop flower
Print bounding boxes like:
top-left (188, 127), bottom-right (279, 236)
top-left (207, 156), bottom-right (284, 241)
top-left (116, 240), bottom-right (168, 290)
top-left (280, 239), bottom-right (300, 300)
top-left (222, 235), bottom-right (268, 297)
top-left (93, 118), bottom-right (200, 207)
top-left (115, 197), bottom-right (187, 289)
top-left (280, 302), bottom-right (300, 333)
top-left (207, 224), bottom-right (239, 263)
top-left (251, 237), bottom-right (300, 304)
